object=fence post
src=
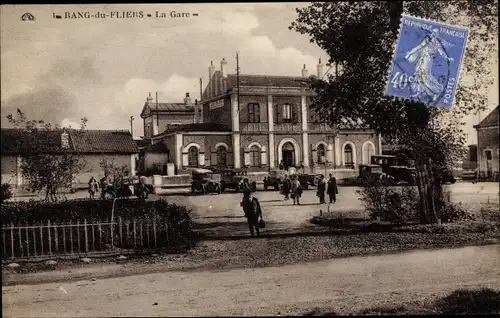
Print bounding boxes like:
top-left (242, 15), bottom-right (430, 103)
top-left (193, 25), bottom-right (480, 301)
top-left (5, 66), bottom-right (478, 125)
top-left (25, 226), bottom-right (30, 257)
top-left (18, 223), bottom-right (23, 258)
top-left (125, 220), bottom-right (130, 249)
top-left (76, 220), bottom-right (80, 253)
top-left (10, 222), bottom-right (14, 259)
top-left (153, 219), bottom-right (157, 248)
top-left (140, 219), bottom-right (144, 247)
top-left (119, 217), bottom-right (123, 249)
top-left (32, 225), bottom-right (37, 256)
top-left (91, 223), bottom-right (96, 251)
top-left (133, 220), bottom-right (137, 248)
top-left (84, 219), bottom-right (89, 253)
top-left (48, 220), bottom-right (52, 255)
top-left (54, 222), bottom-right (59, 253)
top-left (98, 223), bottom-right (102, 250)
top-left (146, 221), bottom-right (150, 249)
top-left (39, 223), bottom-right (44, 256)
top-left (3, 231), bottom-right (7, 259)
top-left (69, 221), bottom-right (74, 254)
top-left (62, 225), bottom-right (66, 254)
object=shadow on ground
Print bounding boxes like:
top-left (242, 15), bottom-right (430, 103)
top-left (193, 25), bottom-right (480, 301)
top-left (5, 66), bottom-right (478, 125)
top-left (303, 288), bottom-right (500, 316)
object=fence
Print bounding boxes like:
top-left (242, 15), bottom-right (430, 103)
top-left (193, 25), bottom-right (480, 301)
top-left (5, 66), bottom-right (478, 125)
top-left (1, 217), bottom-right (189, 261)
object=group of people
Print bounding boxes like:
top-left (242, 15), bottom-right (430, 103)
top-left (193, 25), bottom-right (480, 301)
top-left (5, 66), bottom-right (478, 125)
top-left (280, 173), bottom-right (338, 205)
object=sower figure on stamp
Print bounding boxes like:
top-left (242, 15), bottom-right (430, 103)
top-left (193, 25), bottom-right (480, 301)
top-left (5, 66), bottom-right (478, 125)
top-left (240, 189), bottom-right (263, 237)
top-left (327, 173), bottom-right (339, 204)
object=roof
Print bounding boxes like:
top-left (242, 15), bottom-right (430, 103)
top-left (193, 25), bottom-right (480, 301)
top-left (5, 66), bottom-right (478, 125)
top-left (226, 74), bottom-right (312, 88)
top-left (140, 102), bottom-right (195, 118)
top-left (134, 139), bottom-right (150, 149)
top-left (1, 128), bottom-right (138, 155)
top-left (155, 123), bottom-right (232, 136)
top-left (474, 106), bottom-right (499, 129)
top-left (145, 142), bottom-right (169, 153)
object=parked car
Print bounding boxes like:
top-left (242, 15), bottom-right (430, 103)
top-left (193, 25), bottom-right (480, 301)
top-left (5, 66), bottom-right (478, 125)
top-left (263, 169), bottom-right (288, 190)
top-left (296, 173), bottom-right (322, 189)
top-left (220, 168), bottom-right (257, 192)
top-left (357, 164), bottom-right (385, 185)
top-left (190, 169), bottom-right (222, 195)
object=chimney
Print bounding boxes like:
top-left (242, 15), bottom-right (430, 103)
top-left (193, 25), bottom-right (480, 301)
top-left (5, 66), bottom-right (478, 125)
top-left (220, 58), bottom-right (228, 78)
top-left (317, 58), bottom-right (324, 79)
top-left (61, 131), bottom-right (70, 149)
top-left (146, 92), bottom-right (153, 105)
top-left (184, 92), bottom-right (192, 105)
top-left (208, 61), bottom-right (215, 97)
top-left (302, 64), bottom-right (309, 78)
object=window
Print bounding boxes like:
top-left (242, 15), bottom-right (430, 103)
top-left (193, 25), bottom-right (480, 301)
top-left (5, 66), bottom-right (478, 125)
top-left (317, 144), bottom-right (326, 163)
top-left (282, 104), bottom-right (292, 123)
top-left (362, 143), bottom-right (375, 164)
top-left (344, 144), bottom-right (354, 169)
top-left (247, 103), bottom-right (260, 123)
top-left (188, 146), bottom-right (199, 167)
top-left (216, 146), bottom-right (227, 166)
top-left (249, 145), bottom-right (260, 167)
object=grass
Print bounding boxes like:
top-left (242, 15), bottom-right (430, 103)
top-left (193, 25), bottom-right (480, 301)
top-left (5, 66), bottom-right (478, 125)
top-left (303, 288), bottom-right (500, 315)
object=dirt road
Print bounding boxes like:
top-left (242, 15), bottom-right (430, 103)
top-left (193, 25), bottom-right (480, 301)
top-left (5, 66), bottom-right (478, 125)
top-left (3, 245), bottom-right (499, 317)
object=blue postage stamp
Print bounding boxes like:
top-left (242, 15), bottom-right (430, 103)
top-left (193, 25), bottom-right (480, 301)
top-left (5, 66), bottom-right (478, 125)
top-left (385, 14), bottom-right (469, 109)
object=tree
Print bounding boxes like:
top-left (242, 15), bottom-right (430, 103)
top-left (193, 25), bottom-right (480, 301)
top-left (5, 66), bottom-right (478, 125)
top-left (99, 157), bottom-right (130, 190)
top-left (6, 109), bottom-right (88, 202)
top-left (290, 1), bottom-right (497, 223)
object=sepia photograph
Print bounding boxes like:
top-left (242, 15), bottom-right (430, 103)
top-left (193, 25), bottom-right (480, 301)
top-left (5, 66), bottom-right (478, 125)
top-left (1, 2), bottom-right (499, 316)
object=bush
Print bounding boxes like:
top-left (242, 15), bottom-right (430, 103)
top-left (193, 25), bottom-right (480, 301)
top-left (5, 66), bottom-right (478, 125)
top-left (1, 183), bottom-right (13, 203)
top-left (440, 202), bottom-right (476, 223)
top-left (356, 181), bottom-right (419, 224)
top-left (1, 198), bottom-right (191, 225)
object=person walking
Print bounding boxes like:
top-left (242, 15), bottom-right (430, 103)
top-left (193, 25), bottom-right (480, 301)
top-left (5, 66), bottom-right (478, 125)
top-left (282, 174), bottom-right (292, 200)
top-left (279, 160), bottom-right (285, 170)
top-left (317, 175), bottom-right (326, 204)
top-left (327, 173), bottom-right (339, 203)
top-left (88, 176), bottom-right (98, 199)
top-left (291, 175), bottom-right (302, 205)
top-left (240, 189), bottom-right (263, 237)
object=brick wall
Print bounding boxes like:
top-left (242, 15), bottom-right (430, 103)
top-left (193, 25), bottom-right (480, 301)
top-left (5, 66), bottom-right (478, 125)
top-left (238, 95), bottom-right (268, 123)
top-left (203, 97), bottom-right (232, 126)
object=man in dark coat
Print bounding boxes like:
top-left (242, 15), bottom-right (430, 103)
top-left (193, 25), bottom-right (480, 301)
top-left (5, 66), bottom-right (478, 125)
top-left (240, 189), bottom-right (263, 236)
top-left (282, 174), bottom-right (292, 200)
top-left (327, 173), bottom-right (339, 203)
top-left (317, 175), bottom-right (326, 204)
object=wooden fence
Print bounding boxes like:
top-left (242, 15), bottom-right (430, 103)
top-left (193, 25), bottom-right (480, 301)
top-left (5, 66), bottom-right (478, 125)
top-left (1, 217), bottom-right (188, 261)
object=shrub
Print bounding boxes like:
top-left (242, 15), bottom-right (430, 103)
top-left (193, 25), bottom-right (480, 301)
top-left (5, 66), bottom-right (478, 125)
top-left (1, 183), bottom-right (13, 203)
top-left (356, 180), bottom-right (419, 224)
top-left (440, 202), bottom-right (476, 223)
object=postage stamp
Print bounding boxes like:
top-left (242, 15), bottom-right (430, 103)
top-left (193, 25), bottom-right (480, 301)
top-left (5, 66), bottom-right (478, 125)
top-left (385, 14), bottom-right (469, 109)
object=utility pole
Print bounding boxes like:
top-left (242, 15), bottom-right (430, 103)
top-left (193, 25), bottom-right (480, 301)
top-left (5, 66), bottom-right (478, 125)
top-left (236, 51), bottom-right (240, 112)
top-left (156, 91), bottom-right (159, 131)
top-left (199, 77), bottom-right (203, 123)
top-left (129, 116), bottom-right (134, 138)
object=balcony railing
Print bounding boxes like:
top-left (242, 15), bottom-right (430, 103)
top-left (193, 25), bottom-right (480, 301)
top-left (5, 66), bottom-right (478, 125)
top-left (240, 123), bottom-right (269, 132)
top-left (308, 123), bottom-right (332, 132)
top-left (273, 123), bottom-right (302, 132)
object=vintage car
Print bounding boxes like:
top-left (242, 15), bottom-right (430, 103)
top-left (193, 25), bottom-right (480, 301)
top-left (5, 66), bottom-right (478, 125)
top-left (263, 169), bottom-right (287, 190)
top-left (296, 173), bottom-right (322, 189)
top-left (357, 164), bottom-right (385, 185)
top-left (100, 176), bottom-right (153, 200)
top-left (190, 168), bottom-right (222, 195)
top-left (219, 168), bottom-right (257, 192)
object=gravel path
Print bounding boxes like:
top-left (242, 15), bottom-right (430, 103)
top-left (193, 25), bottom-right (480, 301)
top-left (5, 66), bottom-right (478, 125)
top-left (3, 245), bottom-right (499, 317)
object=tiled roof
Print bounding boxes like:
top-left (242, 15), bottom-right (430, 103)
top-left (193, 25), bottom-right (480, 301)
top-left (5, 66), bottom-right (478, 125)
top-left (150, 103), bottom-right (195, 112)
top-left (1, 128), bottom-right (138, 155)
top-left (156, 123), bottom-right (231, 136)
top-left (475, 106), bottom-right (499, 128)
top-left (226, 74), bottom-right (313, 88)
top-left (1, 128), bottom-right (72, 155)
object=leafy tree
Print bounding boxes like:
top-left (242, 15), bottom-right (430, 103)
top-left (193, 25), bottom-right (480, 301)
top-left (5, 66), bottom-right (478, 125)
top-left (99, 158), bottom-right (130, 189)
top-left (290, 1), bottom-right (497, 223)
top-left (1, 183), bottom-right (13, 203)
top-left (6, 109), bottom-right (88, 202)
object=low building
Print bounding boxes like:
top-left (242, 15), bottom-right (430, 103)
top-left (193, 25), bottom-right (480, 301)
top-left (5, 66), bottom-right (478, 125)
top-left (144, 58), bottom-right (382, 177)
top-left (474, 106), bottom-right (499, 178)
top-left (1, 128), bottom-right (138, 190)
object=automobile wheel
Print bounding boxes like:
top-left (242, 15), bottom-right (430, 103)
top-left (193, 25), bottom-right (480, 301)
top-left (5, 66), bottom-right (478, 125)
top-left (313, 177), bottom-right (319, 187)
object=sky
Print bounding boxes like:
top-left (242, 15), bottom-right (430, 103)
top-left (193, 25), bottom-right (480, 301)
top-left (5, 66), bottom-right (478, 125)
top-left (1, 3), bottom-right (498, 145)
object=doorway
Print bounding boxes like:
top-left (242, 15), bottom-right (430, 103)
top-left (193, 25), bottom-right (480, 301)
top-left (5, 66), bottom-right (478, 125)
top-left (282, 142), bottom-right (295, 170)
